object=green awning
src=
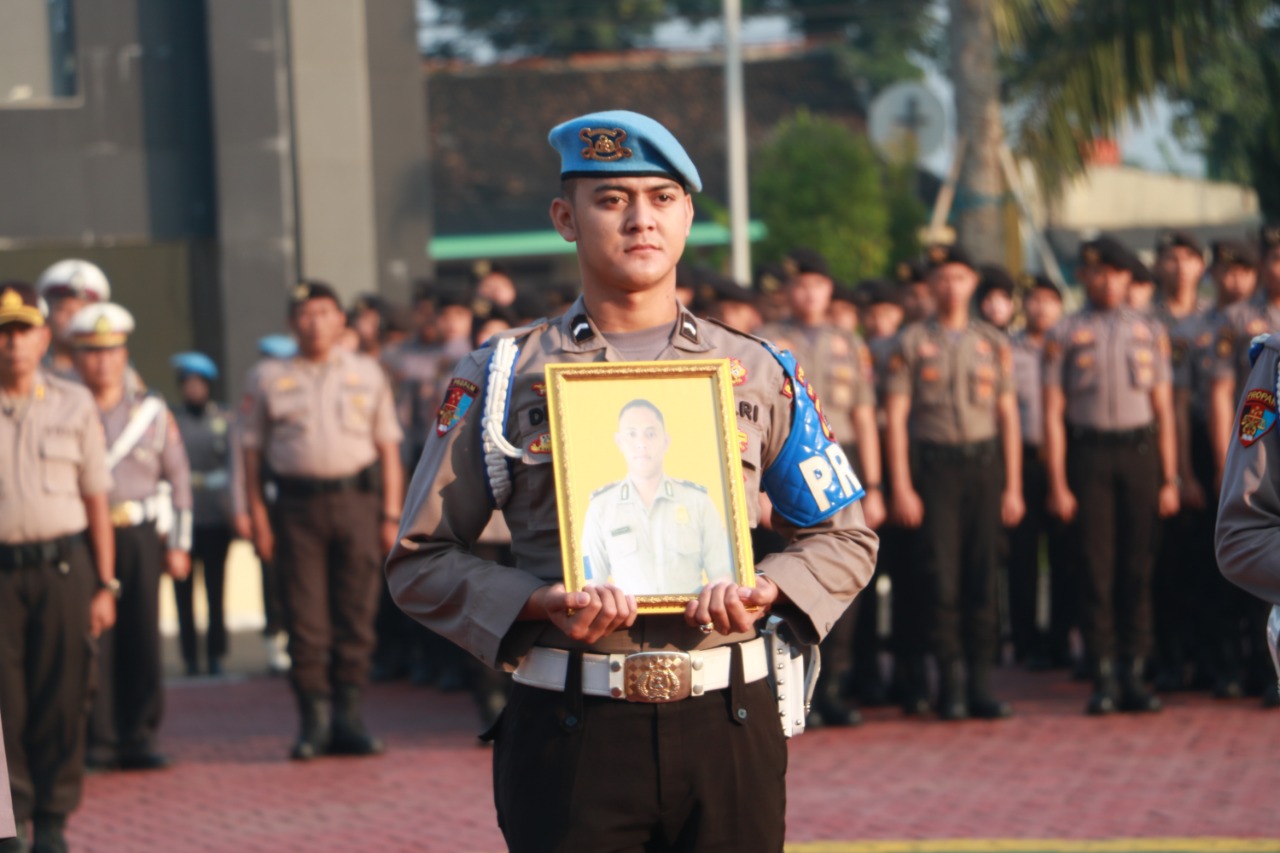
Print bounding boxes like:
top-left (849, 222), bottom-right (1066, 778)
top-left (428, 221), bottom-right (767, 262)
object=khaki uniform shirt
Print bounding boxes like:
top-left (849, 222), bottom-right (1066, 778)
top-left (103, 391), bottom-right (193, 510)
top-left (884, 319), bottom-right (1014, 445)
top-left (1043, 305), bottom-right (1171, 431)
top-left (757, 320), bottom-right (875, 445)
top-left (386, 297), bottom-right (878, 669)
top-left (384, 337), bottom-right (472, 461)
top-left (1216, 334), bottom-right (1280, 605)
top-left (1166, 308), bottom-right (1235, 423)
top-left (0, 371), bottom-right (111, 543)
top-left (239, 349), bottom-right (402, 479)
top-left (1011, 331), bottom-right (1046, 447)
top-left (581, 475), bottom-right (732, 596)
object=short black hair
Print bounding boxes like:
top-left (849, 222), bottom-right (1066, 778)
top-left (618, 398), bottom-right (666, 429)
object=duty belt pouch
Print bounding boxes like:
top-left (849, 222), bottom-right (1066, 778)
top-left (762, 615), bottom-right (819, 738)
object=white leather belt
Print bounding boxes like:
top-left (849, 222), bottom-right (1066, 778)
top-left (513, 637), bottom-right (768, 703)
top-left (109, 497), bottom-right (160, 528)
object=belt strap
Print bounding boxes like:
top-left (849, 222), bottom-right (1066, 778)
top-left (0, 534), bottom-right (81, 570)
top-left (513, 638), bottom-right (768, 703)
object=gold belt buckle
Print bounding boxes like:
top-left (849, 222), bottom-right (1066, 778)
top-left (623, 651), bottom-right (692, 703)
top-left (109, 501), bottom-right (135, 527)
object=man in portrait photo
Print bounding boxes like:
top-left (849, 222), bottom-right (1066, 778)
top-left (581, 399), bottom-right (732, 596)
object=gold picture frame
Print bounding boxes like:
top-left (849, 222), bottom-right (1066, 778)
top-left (545, 359), bottom-right (755, 614)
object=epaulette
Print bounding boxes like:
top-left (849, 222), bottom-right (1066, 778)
top-left (591, 481), bottom-right (622, 499)
top-left (671, 478), bottom-right (708, 493)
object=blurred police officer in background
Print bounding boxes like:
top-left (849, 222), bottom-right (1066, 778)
top-left (170, 352), bottom-right (234, 677)
top-left (1043, 237), bottom-right (1179, 716)
top-left (760, 247), bottom-right (884, 727)
top-left (885, 245), bottom-right (1024, 720)
top-left (0, 283), bottom-right (115, 852)
top-left (1007, 274), bottom-right (1074, 670)
top-left (976, 264), bottom-right (1015, 333)
top-left (73, 304), bottom-right (192, 772)
top-left (240, 282), bottom-right (403, 761)
top-left (896, 259), bottom-right (935, 324)
top-left (34, 260), bottom-right (111, 381)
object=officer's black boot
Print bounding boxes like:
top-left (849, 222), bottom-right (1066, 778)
top-left (330, 684), bottom-right (386, 755)
top-left (966, 658), bottom-right (1012, 719)
top-left (30, 814), bottom-right (66, 853)
top-left (937, 660), bottom-right (968, 721)
top-left (806, 670), bottom-right (862, 728)
top-left (290, 692), bottom-right (332, 761)
top-left (1118, 658), bottom-right (1162, 713)
top-left (1085, 658), bottom-right (1119, 716)
top-left (899, 654), bottom-right (933, 716)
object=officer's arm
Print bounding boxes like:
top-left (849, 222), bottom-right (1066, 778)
top-left (78, 402), bottom-right (115, 589)
top-left (83, 492), bottom-right (115, 588)
top-left (1216, 345), bottom-right (1280, 605)
top-left (1209, 376), bottom-right (1235, 485)
top-left (1152, 381), bottom-right (1179, 489)
top-left (997, 390), bottom-right (1023, 496)
top-left (371, 372), bottom-right (405, 525)
top-left (160, 410), bottom-right (194, 553)
top-left (1173, 386), bottom-right (1195, 488)
top-left (884, 393), bottom-right (912, 495)
top-left (385, 355), bottom-right (546, 669)
top-left (700, 495), bottom-right (733, 584)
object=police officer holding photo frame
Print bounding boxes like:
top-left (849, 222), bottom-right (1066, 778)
top-left (386, 110), bottom-right (878, 852)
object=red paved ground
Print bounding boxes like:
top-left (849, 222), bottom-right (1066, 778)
top-left (64, 668), bottom-right (1280, 852)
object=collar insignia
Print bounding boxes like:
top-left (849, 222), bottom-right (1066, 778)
top-left (570, 314), bottom-right (594, 344)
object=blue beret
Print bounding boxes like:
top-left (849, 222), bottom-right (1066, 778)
top-left (171, 351), bottom-right (219, 381)
top-left (257, 334), bottom-right (298, 359)
top-left (548, 110), bottom-right (702, 193)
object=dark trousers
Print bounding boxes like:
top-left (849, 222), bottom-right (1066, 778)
top-left (912, 442), bottom-right (1003, 667)
top-left (1066, 430), bottom-right (1160, 662)
top-left (491, 679), bottom-right (786, 853)
top-left (173, 526), bottom-right (232, 667)
top-left (89, 523), bottom-right (165, 757)
top-left (1007, 445), bottom-right (1074, 662)
top-left (0, 537), bottom-right (95, 822)
top-left (260, 555), bottom-right (286, 637)
top-left (273, 490), bottom-right (381, 696)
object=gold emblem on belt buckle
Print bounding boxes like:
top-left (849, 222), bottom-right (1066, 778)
top-left (624, 652), bottom-right (692, 703)
top-left (109, 502), bottom-right (136, 527)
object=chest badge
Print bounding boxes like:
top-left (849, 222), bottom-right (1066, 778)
top-left (728, 358), bottom-right (748, 386)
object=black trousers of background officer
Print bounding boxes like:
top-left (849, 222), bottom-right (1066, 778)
top-left (173, 526), bottom-right (232, 673)
top-left (911, 440), bottom-right (1003, 714)
top-left (89, 522), bottom-right (165, 762)
top-left (273, 487), bottom-right (381, 697)
top-left (1066, 428), bottom-right (1160, 684)
top-left (0, 535), bottom-right (95, 827)
top-left (1008, 444), bottom-right (1075, 668)
top-left (489, 671), bottom-right (787, 853)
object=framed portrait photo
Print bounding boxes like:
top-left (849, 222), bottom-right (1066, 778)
top-left (545, 360), bottom-right (755, 614)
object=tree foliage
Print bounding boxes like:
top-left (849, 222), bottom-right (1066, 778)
top-left (751, 110), bottom-right (890, 283)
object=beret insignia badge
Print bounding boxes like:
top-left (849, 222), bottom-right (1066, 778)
top-left (579, 127), bottom-right (633, 162)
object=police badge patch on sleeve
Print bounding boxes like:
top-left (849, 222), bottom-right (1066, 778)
top-left (1238, 388), bottom-right (1277, 447)
top-left (436, 378), bottom-right (479, 436)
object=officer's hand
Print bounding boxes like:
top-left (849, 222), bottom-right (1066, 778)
top-left (380, 520), bottom-right (399, 556)
top-left (1180, 477), bottom-right (1206, 511)
top-left (684, 577), bottom-right (779, 635)
top-left (538, 583), bottom-right (638, 644)
top-left (252, 512), bottom-right (275, 563)
top-left (891, 486), bottom-right (925, 528)
top-left (1001, 488), bottom-right (1025, 528)
top-left (861, 488), bottom-right (886, 529)
top-left (1158, 483), bottom-right (1180, 518)
top-left (90, 590), bottom-right (117, 638)
top-left (1047, 485), bottom-right (1077, 523)
top-left (167, 549), bottom-right (192, 581)
top-left (233, 512), bottom-right (253, 541)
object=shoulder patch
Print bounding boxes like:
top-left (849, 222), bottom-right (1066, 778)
top-left (1239, 387), bottom-right (1278, 447)
top-left (436, 377), bottom-right (479, 436)
top-left (672, 477), bottom-right (708, 493)
top-left (591, 480), bottom-right (621, 499)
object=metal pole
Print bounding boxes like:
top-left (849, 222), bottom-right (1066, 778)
top-left (723, 0), bottom-right (751, 285)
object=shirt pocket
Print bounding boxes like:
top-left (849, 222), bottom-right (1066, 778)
top-left (266, 389), bottom-right (307, 427)
top-left (968, 359), bottom-right (998, 406)
top-left (915, 358), bottom-right (947, 405)
top-left (1066, 345), bottom-right (1099, 393)
top-left (1127, 345), bottom-right (1156, 389)
top-left (339, 387), bottom-right (375, 435)
top-left (41, 431), bottom-right (82, 495)
top-left (508, 426), bottom-right (558, 531)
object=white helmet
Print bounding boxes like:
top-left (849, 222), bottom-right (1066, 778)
top-left (36, 259), bottom-right (111, 302)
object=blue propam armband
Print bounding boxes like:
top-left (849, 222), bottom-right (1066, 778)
top-left (759, 343), bottom-right (865, 527)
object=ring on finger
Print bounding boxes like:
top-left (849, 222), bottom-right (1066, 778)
top-left (699, 622), bottom-right (714, 635)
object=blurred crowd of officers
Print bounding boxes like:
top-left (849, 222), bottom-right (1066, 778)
top-left (3, 221), bottom-right (1279, 847)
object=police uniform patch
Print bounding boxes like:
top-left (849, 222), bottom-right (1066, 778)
top-left (532, 382), bottom-right (547, 397)
top-left (920, 365), bottom-right (940, 382)
top-left (918, 341), bottom-right (938, 359)
top-left (729, 358), bottom-right (748, 386)
top-left (436, 378), bottom-right (479, 436)
top-left (579, 127), bottom-right (633, 162)
top-left (1249, 318), bottom-right (1268, 336)
top-left (529, 433), bottom-right (552, 455)
top-left (1076, 353), bottom-right (1095, 369)
top-left (1218, 338), bottom-right (1234, 359)
top-left (1072, 328), bottom-right (1094, 346)
top-left (737, 428), bottom-right (748, 454)
top-left (275, 376), bottom-right (297, 392)
top-left (1239, 388), bottom-right (1278, 447)
top-left (1196, 332), bottom-right (1212, 347)
top-left (975, 339), bottom-right (992, 356)
top-left (1132, 323), bottom-right (1151, 341)
top-left (830, 337), bottom-right (849, 357)
top-left (795, 365), bottom-right (808, 387)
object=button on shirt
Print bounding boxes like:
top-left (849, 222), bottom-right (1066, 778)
top-left (884, 319), bottom-right (1014, 445)
top-left (0, 371), bottom-right (112, 543)
top-left (1043, 305), bottom-right (1171, 431)
top-left (239, 350), bottom-right (403, 479)
top-left (757, 320), bottom-right (875, 445)
top-left (581, 475), bottom-right (732, 596)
